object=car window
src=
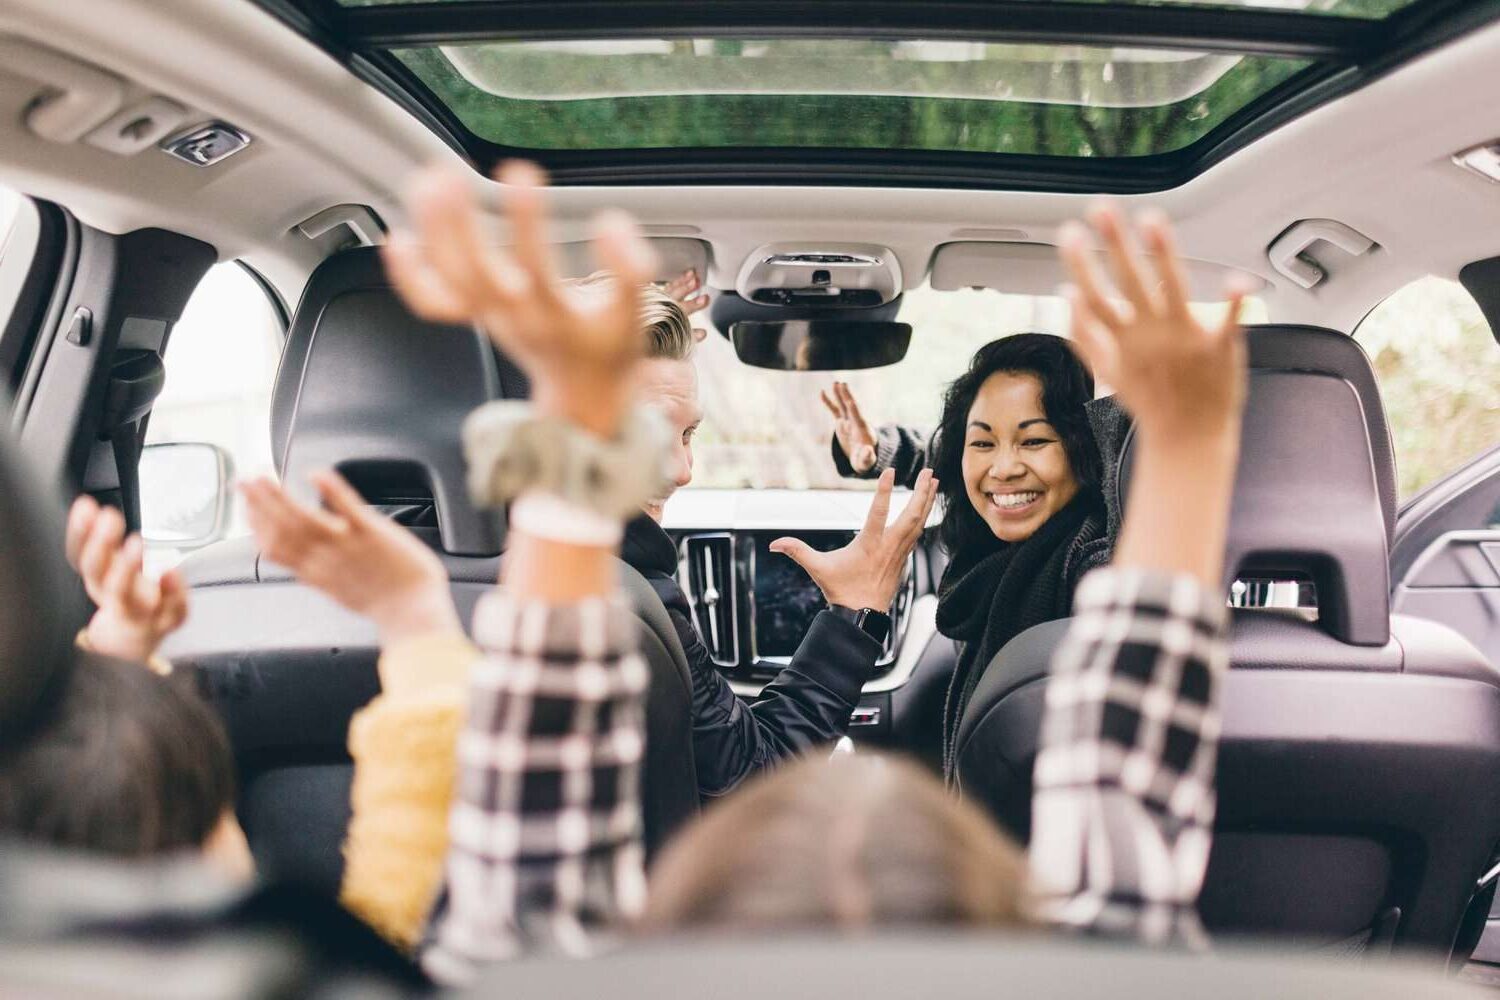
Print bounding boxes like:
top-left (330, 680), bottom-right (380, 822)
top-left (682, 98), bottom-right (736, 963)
top-left (0, 185), bottom-right (42, 385)
top-left (143, 263), bottom-right (282, 568)
top-left (1355, 276), bottom-right (1500, 501)
top-left (689, 285), bottom-right (1266, 490)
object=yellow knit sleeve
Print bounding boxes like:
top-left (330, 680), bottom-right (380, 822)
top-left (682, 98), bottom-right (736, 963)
top-left (338, 632), bottom-right (479, 951)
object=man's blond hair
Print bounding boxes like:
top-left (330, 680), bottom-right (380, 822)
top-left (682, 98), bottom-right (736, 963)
top-left (569, 271), bottom-right (694, 361)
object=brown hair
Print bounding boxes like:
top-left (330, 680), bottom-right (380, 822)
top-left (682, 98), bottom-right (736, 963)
top-left (0, 652), bottom-right (236, 857)
top-left (639, 753), bottom-right (1032, 933)
top-left (569, 271), bottom-right (694, 361)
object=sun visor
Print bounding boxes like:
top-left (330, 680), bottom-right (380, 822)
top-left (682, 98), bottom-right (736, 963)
top-left (930, 242), bottom-right (1265, 299)
top-left (553, 237), bottom-right (710, 284)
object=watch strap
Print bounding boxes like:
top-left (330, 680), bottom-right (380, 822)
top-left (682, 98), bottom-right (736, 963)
top-left (829, 604), bottom-right (892, 644)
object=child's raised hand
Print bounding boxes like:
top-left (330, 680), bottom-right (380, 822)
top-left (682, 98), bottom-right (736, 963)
top-left (241, 471), bottom-right (460, 644)
top-left (66, 496), bottom-right (188, 664)
top-left (1059, 204), bottom-right (1250, 444)
top-left (382, 160), bottom-right (657, 439)
top-left (1059, 205), bottom-right (1251, 586)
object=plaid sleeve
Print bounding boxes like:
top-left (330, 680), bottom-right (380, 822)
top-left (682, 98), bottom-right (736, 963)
top-left (421, 592), bottom-right (649, 985)
top-left (1028, 566), bottom-right (1230, 947)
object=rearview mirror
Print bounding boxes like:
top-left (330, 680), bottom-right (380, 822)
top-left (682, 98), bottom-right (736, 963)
top-left (140, 442), bottom-right (234, 550)
top-left (730, 321), bottom-right (912, 371)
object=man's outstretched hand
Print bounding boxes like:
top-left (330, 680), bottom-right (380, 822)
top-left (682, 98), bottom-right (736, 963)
top-left (770, 468), bottom-right (938, 614)
top-left (821, 381), bottom-right (879, 474)
top-left (242, 471), bottom-right (461, 645)
top-left (382, 160), bottom-right (658, 439)
top-left (66, 496), bottom-right (188, 664)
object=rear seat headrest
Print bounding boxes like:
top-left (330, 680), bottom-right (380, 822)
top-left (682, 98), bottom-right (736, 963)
top-left (1118, 325), bottom-right (1391, 647)
top-left (0, 427), bottom-right (84, 738)
top-left (271, 248), bottom-right (528, 557)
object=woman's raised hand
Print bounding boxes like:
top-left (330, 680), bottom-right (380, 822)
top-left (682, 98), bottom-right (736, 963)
top-left (821, 381), bottom-right (879, 474)
top-left (1058, 205), bottom-right (1250, 443)
top-left (382, 160), bottom-right (658, 438)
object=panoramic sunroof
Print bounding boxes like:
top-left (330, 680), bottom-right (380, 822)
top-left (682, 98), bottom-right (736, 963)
top-left (253, 0), bottom-right (1499, 190)
top-left (336, 0), bottom-right (1421, 18)
top-left (395, 40), bottom-right (1309, 157)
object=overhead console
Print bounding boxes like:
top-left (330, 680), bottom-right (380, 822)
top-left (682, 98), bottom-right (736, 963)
top-left (930, 240), bottom-right (1265, 299)
top-left (736, 242), bottom-right (901, 309)
top-left (0, 35), bottom-right (245, 163)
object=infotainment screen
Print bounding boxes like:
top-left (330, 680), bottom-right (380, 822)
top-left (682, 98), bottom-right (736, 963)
top-left (750, 531), bottom-right (855, 659)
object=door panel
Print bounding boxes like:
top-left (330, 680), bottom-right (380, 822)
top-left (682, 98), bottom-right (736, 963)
top-left (1393, 531), bottom-right (1500, 660)
top-left (1391, 458), bottom-right (1500, 968)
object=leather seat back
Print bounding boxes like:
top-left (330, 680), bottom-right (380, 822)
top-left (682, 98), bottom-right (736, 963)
top-left (170, 247), bottom-right (697, 895)
top-left (955, 325), bottom-right (1500, 955)
top-left (0, 414), bottom-right (85, 741)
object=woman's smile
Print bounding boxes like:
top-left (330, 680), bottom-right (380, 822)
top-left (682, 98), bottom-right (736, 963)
top-left (984, 489), bottom-right (1044, 516)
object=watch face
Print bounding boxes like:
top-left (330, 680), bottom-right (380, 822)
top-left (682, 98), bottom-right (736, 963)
top-left (858, 609), bottom-right (892, 644)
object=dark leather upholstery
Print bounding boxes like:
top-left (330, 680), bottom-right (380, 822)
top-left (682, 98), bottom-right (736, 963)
top-left (0, 422), bottom-right (85, 738)
top-left (1232, 324), bottom-right (1398, 543)
top-left (955, 325), bottom-right (1500, 955)
top-left (172, 247), bottom-right (697, 895)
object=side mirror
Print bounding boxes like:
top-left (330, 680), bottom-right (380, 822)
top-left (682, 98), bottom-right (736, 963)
top-left (140, 442), bottom-right (234, 550)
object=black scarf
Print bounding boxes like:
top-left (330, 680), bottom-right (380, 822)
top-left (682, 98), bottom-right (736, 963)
top-left (936, 490), bottom-right (1108, 776)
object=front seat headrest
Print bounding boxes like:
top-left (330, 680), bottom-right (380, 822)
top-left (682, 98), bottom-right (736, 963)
top-left (1118, 326), bottom-right (1390, 647)
top-left (1242, 325), bottom-right (1397, 541)
top-left (0, 424), bottom-right (84, 737)
top-left (270, 248), bottom-right (528, 557)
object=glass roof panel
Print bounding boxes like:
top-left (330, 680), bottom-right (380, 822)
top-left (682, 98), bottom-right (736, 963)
top-left (343, 0), bottom-right (1417, 18)
top-left (394, 39), bottom-right (1312, 157)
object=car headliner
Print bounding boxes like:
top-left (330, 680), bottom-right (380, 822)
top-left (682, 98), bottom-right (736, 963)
top-left (0, 0), bottom-right (1499, 335)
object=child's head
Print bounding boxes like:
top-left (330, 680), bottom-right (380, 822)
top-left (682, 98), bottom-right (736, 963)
top-left (0, 652), bottom-right (249, 880)
top-left (640, 753), bottom-right (1031, 933)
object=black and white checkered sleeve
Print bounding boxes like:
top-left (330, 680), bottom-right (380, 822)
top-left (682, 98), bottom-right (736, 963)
top-left (422, 591), bottom-right (649, 985)
top-left (1028, 566), bottom-right (1230, 947)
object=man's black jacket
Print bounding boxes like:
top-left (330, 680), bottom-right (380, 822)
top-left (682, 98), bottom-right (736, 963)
top-left (621, 515), bottom-right (882, 797)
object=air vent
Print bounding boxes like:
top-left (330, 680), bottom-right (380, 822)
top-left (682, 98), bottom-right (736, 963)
top-left (681, 533), bottom-right (738, 666)
top-left (1231, 578), bottom-right (1317, 613)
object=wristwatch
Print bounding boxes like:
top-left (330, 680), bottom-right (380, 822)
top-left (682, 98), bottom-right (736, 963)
top-left (828, 604), bottom-right (893, 644)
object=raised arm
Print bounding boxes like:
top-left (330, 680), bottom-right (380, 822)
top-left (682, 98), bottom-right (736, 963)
top-left (241, 468), bottom-right (474, 951)
top-left (1027, 205), bottom-right (1248, 945)
top-left (823, 381), bottom-right (931, 486)
top-left (678, 468), bottom-right (939, 794)
top-left (382, 160), bottom-right (661, 983)
top-left (65, 495), bottom-right (187, 672)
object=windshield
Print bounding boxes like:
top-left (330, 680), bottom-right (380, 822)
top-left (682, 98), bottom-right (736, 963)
top-left (687, 286), bottom-right (1263, 490)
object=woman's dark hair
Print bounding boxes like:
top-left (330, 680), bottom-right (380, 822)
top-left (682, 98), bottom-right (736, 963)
top-left (929, 333), bottom-right (1101, 552)
top-left (639, 753), bottom-right (1031, 933)
top-left (0, 652), bottom-right (236, 856)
